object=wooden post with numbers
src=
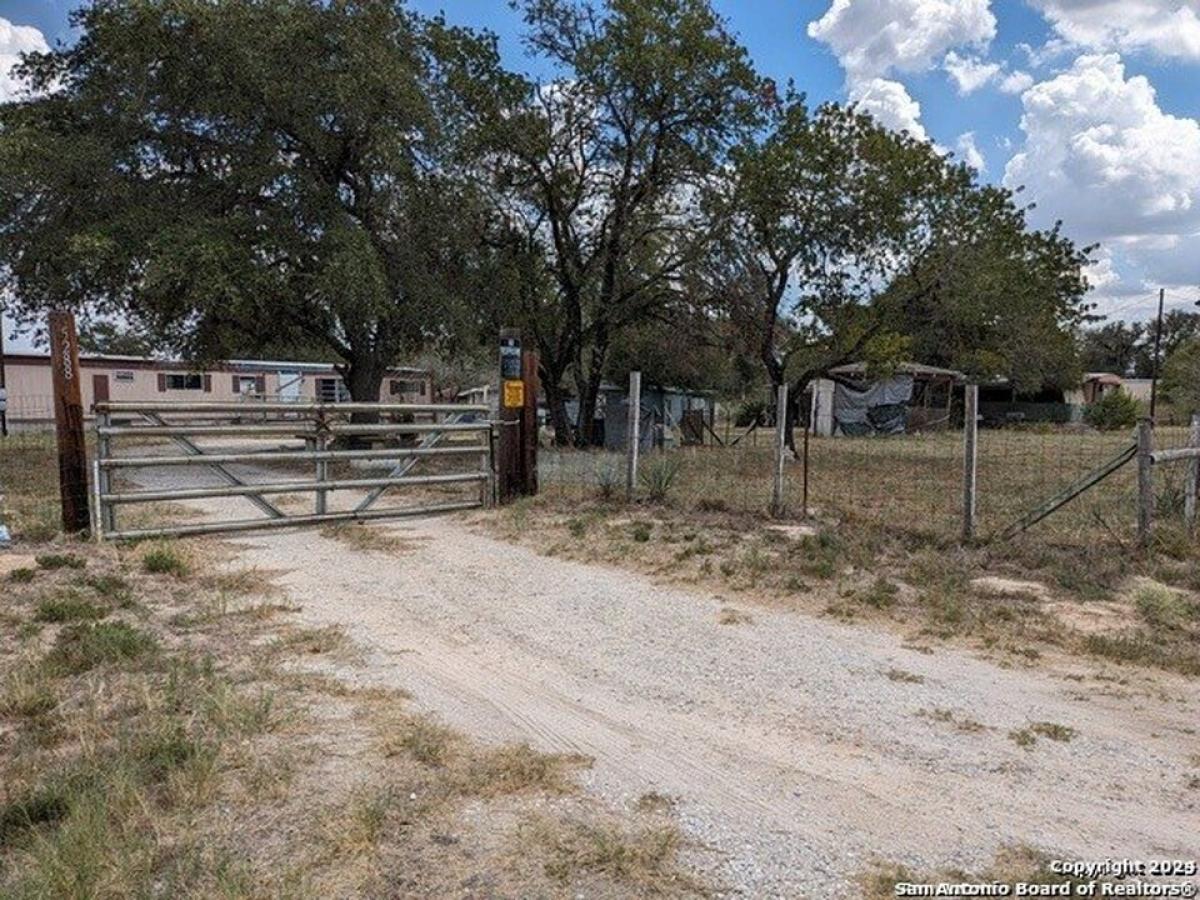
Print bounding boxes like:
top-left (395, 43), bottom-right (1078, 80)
top-left (48, 311), bottom-right (91, 533)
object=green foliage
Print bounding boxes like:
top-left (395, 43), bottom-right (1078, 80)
top-left (35, 594), bottom-right (108, 624)
top-left (638, 458), bottom-right (682, 503)
top-left (45, 622), bottom-right (158, 675)
top-left (1083, 388), bottom-right (1140, 431)
top-left (1161, 336), bottom-right (1200, 419)
top-left (36, 554), bottom-right (86, 571)
top-left (0, 0), bottom-right (515, 396)
top-left (142, 545), bottom-right (189, 578)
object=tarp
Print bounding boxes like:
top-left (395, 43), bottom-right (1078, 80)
top-left (832, 374), bottom-right (914, 436)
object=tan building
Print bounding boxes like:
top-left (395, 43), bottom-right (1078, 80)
top-left (1, 353), bottom-right (431, 427)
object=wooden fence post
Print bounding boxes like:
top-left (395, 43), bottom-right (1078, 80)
top-left (1186, 413), bottom-right (1200, 535)
top-left (49, 311), bottom-right (91, 533)
top-left (771, 384), bottom-right (788, 517)
top-left (497, 328), bottom-right (538, 503)
top-left (961, 384), bottom-right (979, 542)
top-left (1136, 417), bottom-right (1154, 549)
top-left (625, 371), bottom-right (641, 502)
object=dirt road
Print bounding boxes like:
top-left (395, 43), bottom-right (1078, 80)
top-left (195, 512), bottom-right (1198, 897)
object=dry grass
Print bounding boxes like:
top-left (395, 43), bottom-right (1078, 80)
top-left (521, 815), bottom-right (705, 897)
top-left (860, 844), bottom-right (1093, 898)
top-left (487, 490), bottom-right (1200, 677)
top-left (320, 522), bottom-right (419, 555)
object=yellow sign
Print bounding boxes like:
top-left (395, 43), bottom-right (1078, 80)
top-left (503, 380), bottom-right (525, 409)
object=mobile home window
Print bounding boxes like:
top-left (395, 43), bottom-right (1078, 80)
top-left (165, 373), bottom-right (203, 390)
top-left (389, 379), bottom-right (426, 396)
top-left (316, 377), bottom-right (350, 403)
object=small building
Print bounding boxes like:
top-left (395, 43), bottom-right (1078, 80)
top-left (457, 380), bottom-right (716, 448)
top-left (809, 363), bottom-right (964, 437)
top-left (0, 352), bottom-right (431, 427)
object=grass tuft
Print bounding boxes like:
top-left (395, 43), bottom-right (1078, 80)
top-left (35, 554), bottom-right (86, 571)
top-left (44, 621), bottom-right (158, 674)
top-left (34, 593), bottom-right (109, 623)
top-left (142, 543), bottom-right (190, 577)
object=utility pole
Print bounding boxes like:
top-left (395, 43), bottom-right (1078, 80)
top-left (1149, 287), bottom-right (1165, 420)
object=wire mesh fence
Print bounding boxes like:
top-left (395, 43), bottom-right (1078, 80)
top-left (537, 397), bottom-right (1191, 549)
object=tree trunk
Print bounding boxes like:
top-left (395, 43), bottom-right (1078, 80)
top-left (340, 357), bottom-right (385, 448)
top-left (542, 377), bottom-right (574, 447)
top-left (573, 333), bottom-right (610, 448)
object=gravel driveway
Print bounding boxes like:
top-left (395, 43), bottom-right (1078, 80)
top-left (118, 460), bottom-right (1200, 896)
top-left (211, 514), bottom-right (1198, 897)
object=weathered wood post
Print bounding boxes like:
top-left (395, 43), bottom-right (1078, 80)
top-left (496, 328), bottom-right (538, 503)
top-left (771, 384), bottom-right (788, 517)
top-left (1186, 413), bottom-right (1200, 535)
top-left (625, 370), bottom-right (641, 502)
top-left (961, 384), bottom-right (979, 542)
top-left (49, 311), bottom-right (91, 533)
top-left (1136, 417), bottom-right (1154, 549)
top-left (497, 329), bottom-right (523, 504)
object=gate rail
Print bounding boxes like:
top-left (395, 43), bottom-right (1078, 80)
top-left (92, 400), bottom-right (493, 541)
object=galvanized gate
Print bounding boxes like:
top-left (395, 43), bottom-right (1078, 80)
top-left (92, 400), bottom-right (493, 540)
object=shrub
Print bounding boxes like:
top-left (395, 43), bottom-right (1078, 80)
top-left (1083, 389), bottom-right (1140, 431)
top-left (638, 457), bottom-right (681, 504)
top-left (142, 544), bottom-right (189, 577)
top-left (9, 568), bottom-right (35, 583)
top-left (35, 554), bottom-right (86, 571)
top-left (45, 622), bottom-right (158, 674)
top-left (34, 594), bottom-right (108, 623)
top-left (594, 463), bottom-right (622, 501)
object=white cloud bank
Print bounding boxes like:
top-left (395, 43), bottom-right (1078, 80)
top-left (1028, 0), bottom-right (1200, 62)
top-left (1004, 53), bottom-right (1200, 308)
top-left (955, 131), bottom-right (986, 171)
top-left (808, 0), bottom-right (997, 138)
top-left (0, 17), bottom-right (48, 103)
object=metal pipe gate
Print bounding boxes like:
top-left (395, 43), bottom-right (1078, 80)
top-left (92, 400), bottom-right (494, 540)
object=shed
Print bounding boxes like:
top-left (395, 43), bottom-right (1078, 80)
top-left (810, 363), bottom-right (964, 437)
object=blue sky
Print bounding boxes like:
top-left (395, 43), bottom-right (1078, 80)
top-left (3, 0), bottom-right (1200, 350)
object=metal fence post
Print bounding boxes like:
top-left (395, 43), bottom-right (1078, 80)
top-left (771, 384), bottom-right (788, 517)
top-left (625, 370), bottom-right (641, 502)
top-left (1137, 417), bottom-right (1154, 548)
top-left (1186, 413), bottom-right (1200, 535)
top-left (314, 408), bottom-right (329, 515)
top-left (961, 384), bottom-right (979, 541)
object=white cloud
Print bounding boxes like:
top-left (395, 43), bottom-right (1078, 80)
top-left (1004, 53), bottom-right (1200, 312)
top-left (1029, 1), bottom-right (1200, 62)
top-left (943, 51), bottom-right (1001, 93)
top-left (955, 131), bottom-right (986, 171)
top-left (849, 77), bottom-right (928, 140)
top-left (809, 0), bottom-right (995, 138)
top-left (808, 0), bottom-right (996, 79)
top-left (998, 70), bottom-right (1034, 94)
top-left (0, 17), bottom-right (48, 104)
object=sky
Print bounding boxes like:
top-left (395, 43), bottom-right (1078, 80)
top-left (2, 0), bottom-right (1200, 352)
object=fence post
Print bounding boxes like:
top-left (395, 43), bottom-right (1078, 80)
top-left (521, 347), bottom-right (539, 497)
top-left (1136, 417), bottom-right (1154, 548)
top-left (961, 384), bottom-right (979, 542)
top-left (625, 371), bottom-right (641, 502)
top-left (49, 311), bottom-right (90, 534)
top-left (771, 384), bottom-right (788, 517)
top-left (1187, 413), bottom-right (1200, 535)
top-left (314, 408), bottom-right (329, 515)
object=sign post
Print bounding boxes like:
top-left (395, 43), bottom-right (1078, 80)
top-left (49, 311), bottom-right (91, 533)
top-left (496, 328), bottom-right (539, 503)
